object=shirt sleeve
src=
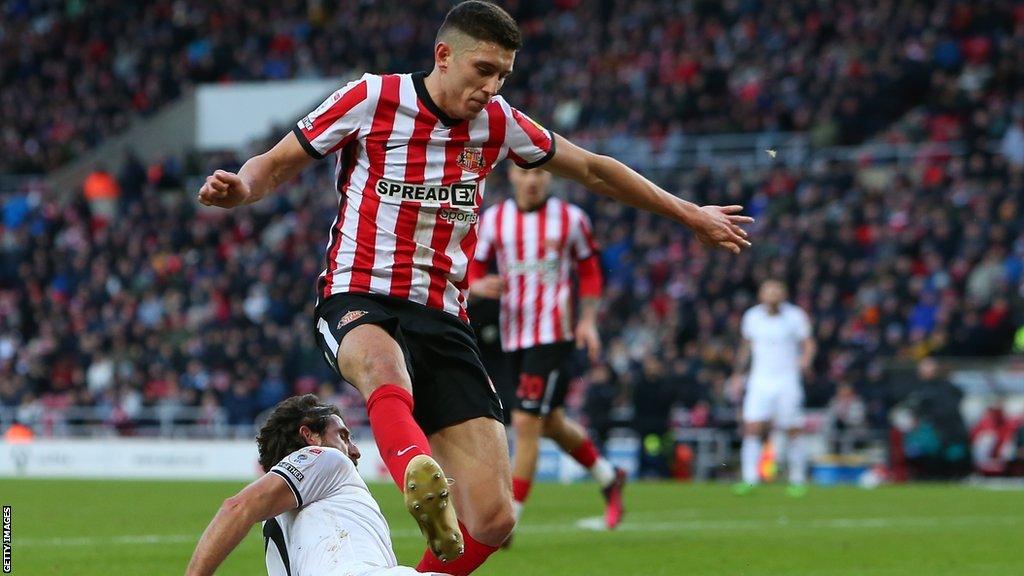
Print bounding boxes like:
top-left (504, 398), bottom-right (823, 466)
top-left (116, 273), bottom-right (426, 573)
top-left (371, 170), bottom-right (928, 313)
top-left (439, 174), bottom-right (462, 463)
top-left (741, 309), bottom-right (754, 340)
top-left (501, 100), bottom-right (556, 169)
top-left (793, 307), bottom-right (812, 340)
top-left (293, 74), bottom-right (373, 160)
top-left (270, 446), bottom-right (351, 508)
top-left (568, 207), bottom-right (598, 260)
top-left (473, 206), bottom-right (499, 263)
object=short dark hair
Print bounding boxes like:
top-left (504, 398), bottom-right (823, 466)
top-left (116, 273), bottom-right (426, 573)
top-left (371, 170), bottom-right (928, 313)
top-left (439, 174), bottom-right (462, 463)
top-left (256, 394), bottom-right (341, 472)
top-left (437, 1), bottom-right (522, 51)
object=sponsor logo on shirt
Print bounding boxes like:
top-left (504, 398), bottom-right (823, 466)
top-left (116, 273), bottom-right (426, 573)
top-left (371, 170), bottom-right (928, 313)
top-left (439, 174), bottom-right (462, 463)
top-left (337, 310), bottom-right (368, 329)
top-left (277, 461), bottom-right (305, 482)
top-left (507, 258), bottom-right (560, 277)
top-left (439, 207), bottom-right (479, 224)
top-left (375, 179), bottom-right (477, 208)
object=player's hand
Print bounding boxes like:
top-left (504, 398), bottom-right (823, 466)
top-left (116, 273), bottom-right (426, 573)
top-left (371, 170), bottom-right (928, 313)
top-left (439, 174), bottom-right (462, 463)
top-left (469, 274), bottom-right (505, 299)
top-left (575, 319), bottom-right (602, 363)
top-left (198, 170), bottom-right (251, 209)
top-left (691, 205), bottom-right (753, 254)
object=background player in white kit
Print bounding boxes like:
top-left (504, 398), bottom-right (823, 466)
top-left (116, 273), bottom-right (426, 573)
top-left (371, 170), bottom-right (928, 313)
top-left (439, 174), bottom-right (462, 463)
top-left (185, 394), bottom-right (450, 576)
top-left (731, 280), bottom-right (817, 496)
top-left (469, 164), bottom-right (625, 539)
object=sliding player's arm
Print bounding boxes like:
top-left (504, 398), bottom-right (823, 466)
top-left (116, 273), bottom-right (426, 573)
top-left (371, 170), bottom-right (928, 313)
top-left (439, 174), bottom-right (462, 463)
top-left (185, 473), bottom-right (297, 576)
top-left (542, 134), bottom-right (753, 254)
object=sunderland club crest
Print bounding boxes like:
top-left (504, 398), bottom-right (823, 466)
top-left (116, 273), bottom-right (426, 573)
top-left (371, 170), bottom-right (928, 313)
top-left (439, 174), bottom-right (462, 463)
top-left (457, 148), bottom-right (486, 173)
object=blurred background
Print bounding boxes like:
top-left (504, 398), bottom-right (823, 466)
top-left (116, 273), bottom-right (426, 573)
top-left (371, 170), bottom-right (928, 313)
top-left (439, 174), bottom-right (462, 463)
top-left (1, 0), bottom-right (1023, 487)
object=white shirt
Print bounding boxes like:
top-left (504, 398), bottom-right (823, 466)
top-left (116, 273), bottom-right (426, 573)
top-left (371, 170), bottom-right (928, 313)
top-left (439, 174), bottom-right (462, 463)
top-left (741, 302), bottom-right (811, 386)
top-left (265, 446), bottom-right (397, 576)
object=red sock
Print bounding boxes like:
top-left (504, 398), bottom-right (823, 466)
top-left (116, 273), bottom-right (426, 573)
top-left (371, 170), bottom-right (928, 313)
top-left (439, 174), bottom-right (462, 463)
top-left (416, 521), bottom-right (499, 576)
top-left (511, 476), bottom-right (532, 504)
top-left (570, 439), bottom-right (600, 469)
top-left (366, 384), bottom-right (430, 491)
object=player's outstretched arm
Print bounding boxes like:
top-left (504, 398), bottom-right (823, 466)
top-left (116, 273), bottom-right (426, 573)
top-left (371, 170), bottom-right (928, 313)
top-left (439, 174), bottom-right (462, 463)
top-left (542, 134), bottom-right (753, 254)
top-left (185, 473), bottom-right (297, 576)
top-left (197, 131), bottom-right (314, 209)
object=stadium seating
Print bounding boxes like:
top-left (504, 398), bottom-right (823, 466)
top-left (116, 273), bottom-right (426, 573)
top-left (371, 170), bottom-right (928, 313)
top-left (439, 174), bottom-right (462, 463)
top-left (5, 0), bottom-right (1023, 173)
top-left (1, 1), bottom-right (1021, 454)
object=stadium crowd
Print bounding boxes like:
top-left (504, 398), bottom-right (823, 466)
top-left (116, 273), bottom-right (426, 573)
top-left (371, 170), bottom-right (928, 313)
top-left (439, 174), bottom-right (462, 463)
top-left (2, 143), bottom-right (1021, 441)
top-left (2, 0), bottom-right (1023, 477)
top-left (5, 0), bottom-right (1024, 173)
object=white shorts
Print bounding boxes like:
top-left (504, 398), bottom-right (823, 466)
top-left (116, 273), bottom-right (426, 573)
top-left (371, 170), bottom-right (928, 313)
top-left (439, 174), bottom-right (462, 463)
top-left (742, 379), bottom-right (804, 429)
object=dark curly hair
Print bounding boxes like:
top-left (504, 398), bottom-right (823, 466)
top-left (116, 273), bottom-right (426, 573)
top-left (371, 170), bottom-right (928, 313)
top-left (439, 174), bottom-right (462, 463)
top-left (437, 1), bottom-right (522, 51)
top-left (256, 394), bottom-right (341, 472)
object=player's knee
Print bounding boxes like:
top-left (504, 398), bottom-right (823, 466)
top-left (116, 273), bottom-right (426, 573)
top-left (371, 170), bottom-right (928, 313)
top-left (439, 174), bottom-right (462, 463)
top-left (540, 413), bottom-right (565, 439)
top-left (343, 351), bottom-right (408, 392)
top-left (468, 501), bottom-right (516, 546)
top-left (512, 412), bottom-right (544, 437)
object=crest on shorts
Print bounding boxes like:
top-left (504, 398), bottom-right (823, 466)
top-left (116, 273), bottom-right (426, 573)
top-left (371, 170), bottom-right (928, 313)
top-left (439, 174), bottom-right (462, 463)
top-left (337, 310), bottom-right (368, 329)
top-left (457, 148), bottom-right (486, 173)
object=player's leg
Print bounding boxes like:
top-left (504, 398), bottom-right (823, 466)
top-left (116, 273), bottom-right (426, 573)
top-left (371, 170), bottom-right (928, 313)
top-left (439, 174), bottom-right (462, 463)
top-left (779, 383), bottom-right (808, 495)
top-left (417, 417), bottom-right (514, 576)
top-left (738, 383), bottom-right (771, 492)
top-left (505, 343), bottom-right (573, 524)
top-left (542, 408), bottom-right (626, 528)
top-left (510, 408), bottom-right (543, 522)
top-left (403, 312), bottom-right (511, 575)
top-left (543, 408), bottom-right (618, 485)
top-left (314, 297), bottom-right (462, 561)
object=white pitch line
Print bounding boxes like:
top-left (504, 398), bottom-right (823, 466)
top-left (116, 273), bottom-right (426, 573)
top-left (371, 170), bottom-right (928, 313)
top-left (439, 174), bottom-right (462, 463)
top-left (19, 515), bottom-right (1022, 547)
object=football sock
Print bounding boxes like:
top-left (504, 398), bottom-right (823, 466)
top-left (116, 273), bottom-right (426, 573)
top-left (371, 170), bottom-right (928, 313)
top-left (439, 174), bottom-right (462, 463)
top-left (366, 384), bottom-right (430, 491)
top-left (741, 435), bottom-right (762, 485)
top-left (416, 521), bottom-right (499, 576)
top-left (788, 435), bottom-right (807, 485)
top-left (570, 439), bottom-right (616, 487)
top-left (511, 476), bottom-right (532, 521)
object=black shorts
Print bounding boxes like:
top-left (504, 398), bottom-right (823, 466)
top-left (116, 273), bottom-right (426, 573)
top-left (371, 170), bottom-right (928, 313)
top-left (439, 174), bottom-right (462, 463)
top-left (508, 341), bottom-right (575, 416)
top-left (313, 292), bottom-right (503, 436)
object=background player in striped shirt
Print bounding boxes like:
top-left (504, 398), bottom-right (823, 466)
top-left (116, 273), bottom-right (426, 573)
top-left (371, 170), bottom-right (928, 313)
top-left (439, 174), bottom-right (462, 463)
top-left (469, 164), bottom-right (626, 538)
top-left (197, 2), bottom-right (753, 574)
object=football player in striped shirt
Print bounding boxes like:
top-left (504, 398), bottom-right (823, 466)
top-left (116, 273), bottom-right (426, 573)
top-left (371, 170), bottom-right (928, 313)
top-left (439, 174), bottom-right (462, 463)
top-left (469, 164), bottom-right (626, 538)
top-left (198, 2), bottom-right (752, 573)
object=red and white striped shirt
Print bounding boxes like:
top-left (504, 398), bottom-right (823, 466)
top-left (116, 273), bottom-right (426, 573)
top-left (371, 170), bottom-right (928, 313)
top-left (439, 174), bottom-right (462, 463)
top-left (472, 197), bottom-right (601, 351)
top-left (294, 72), bottom-right (555, 321)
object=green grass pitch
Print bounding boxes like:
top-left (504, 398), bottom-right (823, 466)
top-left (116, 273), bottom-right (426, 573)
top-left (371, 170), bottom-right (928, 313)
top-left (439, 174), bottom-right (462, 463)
top-left (3, 479), bottom-right (1022, 575)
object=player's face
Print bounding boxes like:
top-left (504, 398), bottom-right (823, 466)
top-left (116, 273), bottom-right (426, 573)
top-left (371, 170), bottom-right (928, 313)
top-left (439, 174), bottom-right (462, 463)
top-left (509, 164), bottom-right (551, 210)
top-left (442, 40), bottom-right (515, 119)
top-left (319, 414), bottom-right (361, 466)
top-left (759, 282), bottom-right (786, 307)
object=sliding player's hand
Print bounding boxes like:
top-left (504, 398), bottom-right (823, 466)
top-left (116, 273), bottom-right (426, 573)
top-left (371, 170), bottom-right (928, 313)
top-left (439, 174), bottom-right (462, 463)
top-left (575, 319), bottom-right (602, 363)
top-left (469, 274), bottom-right (505, 299)
top-left (198, 170), bottom-right (251, 209)
top-left (692, 205), bottom-right (753, 254)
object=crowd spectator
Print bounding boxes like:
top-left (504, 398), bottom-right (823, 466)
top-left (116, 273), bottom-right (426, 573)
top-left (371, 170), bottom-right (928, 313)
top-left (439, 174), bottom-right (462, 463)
top-left (4, 0), bottom-right (1024, 173)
